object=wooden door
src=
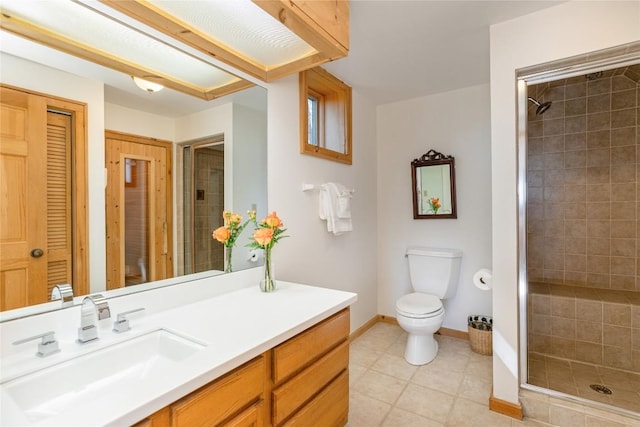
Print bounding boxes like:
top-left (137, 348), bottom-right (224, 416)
top-left (0, 85), bottom-right (88, 311)
top-left (105, 131), bottom-right (173, 289)
top-left (0, 87), bottom-right (48, 310)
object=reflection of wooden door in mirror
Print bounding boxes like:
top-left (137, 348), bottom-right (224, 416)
top-left (0, 86), bottom-right (88, 310)
top-left (105, 131), bottom-right (173, 290)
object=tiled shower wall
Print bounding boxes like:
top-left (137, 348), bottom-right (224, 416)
top-left (526, 65), bottom-right (640, 375)
top-left (527, 65), bottom-right (640, 290)
top-left (184, 147), bottom-right (224, 274)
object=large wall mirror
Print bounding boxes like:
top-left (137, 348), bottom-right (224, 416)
top-left (0, 32), bottom-right (267, 320)
top-left (411, 149), bottom-right (457, 219)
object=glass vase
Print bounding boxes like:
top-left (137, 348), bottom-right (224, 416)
top-left (225, 246), bottom-right (233, 273)
top-left (260, 248), bottom-right (275, 292)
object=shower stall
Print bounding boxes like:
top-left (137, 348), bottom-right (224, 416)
top-left (182, 138), bottom-right (226, 275)
top-left (520, 60), bottom-right (640, 414)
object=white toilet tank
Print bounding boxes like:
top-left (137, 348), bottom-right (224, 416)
top-left (407, 247), bottom-right (462, 299)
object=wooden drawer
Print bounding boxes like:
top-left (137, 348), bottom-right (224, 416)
top-left (171, 356), bottom-right (264, 427)
top-left (132, 407), bottom-right (170, 427)
top-left (272, 308), bottom-right (349, 384)
top-left (282, 370), bottom-right (349, 427)
top-left (225, 401), bottom-right (264, 427)
top-left (272, 341), bottom-right (348, 425)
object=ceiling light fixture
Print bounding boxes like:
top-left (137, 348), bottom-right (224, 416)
top-left (132, 76), bottom-right (164, 93)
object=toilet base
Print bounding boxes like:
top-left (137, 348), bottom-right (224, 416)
top-left (404, 333), bottom-right (439, 365)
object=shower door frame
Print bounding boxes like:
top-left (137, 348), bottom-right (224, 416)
top-left (175, 134), bottom-right (227, 276)
top-left (516, 47), bottom-right (640, 400)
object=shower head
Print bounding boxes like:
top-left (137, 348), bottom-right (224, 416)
top-left (528, 97), bottom-right (552, 115)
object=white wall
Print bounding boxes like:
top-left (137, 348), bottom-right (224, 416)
top-left (265, 74), bottom-right (379, 332)
top-left (376, 84), bottom-right (493, 331)
top-left (105, 103), bottom-right (175, 141)
top-left (232, 103), bottom-right (268, 271)
top-left (1, 53), bottom-right (107, 292)
top-left (489, 0), bottom-right (640, 405)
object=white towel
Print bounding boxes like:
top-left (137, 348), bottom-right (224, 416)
top-left (319, 182), bottom-right (353, 235)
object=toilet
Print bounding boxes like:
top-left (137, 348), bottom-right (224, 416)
top-left (396, 247), bottom-right (462, 365)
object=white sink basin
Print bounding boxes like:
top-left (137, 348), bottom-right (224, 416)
top-left (1, 329), bottom-right (206, 425)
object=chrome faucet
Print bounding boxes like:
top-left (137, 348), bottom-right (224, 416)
top-left (77, 294), bottom-right (111, 343)
top-left (51, 283), bottom-right (74, 307)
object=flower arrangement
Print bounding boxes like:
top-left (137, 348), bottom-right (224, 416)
top-left (212, 210), bottom-right (257, 272)
top-left (248, 211), bottom-right (287, 292)
top-left (428, 197), bottom-right (441, 214)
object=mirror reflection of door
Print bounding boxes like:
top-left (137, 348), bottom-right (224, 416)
top-left (105, 131), bottom-right (173, 289)
top-left (182, 138), bottom-right (225, 275)
top-left (0, 86), bottom-right (88, 310)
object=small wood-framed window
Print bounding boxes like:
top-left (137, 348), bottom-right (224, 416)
top-left (300, 67), bottom-right (352, 164)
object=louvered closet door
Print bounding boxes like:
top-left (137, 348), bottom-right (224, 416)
top-left (0, 87), bottom-right (48, 310)
top-left (45, 111), bottom-right (73, 299)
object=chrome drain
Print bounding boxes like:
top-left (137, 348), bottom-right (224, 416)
top-left (590, 384), bottom-right (612, 395)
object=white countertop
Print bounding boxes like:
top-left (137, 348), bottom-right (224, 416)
top-left (0, 279), bottom-right (357, 426)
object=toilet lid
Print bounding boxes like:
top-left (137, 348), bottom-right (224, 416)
top-left (396, 293), bottom-right (443, 317)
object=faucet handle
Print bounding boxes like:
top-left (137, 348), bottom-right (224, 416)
top-left (13, 331), bottom-right (60, 357)
top-left (113, 308), bottom-right (145, 333)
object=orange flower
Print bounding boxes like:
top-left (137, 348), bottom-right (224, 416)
top-left (253, 228), bottom-right (274, 247)
top-left (263, 211), bottom-right (283, 228)
top-left (223, 210), bottom-right (242, 225)
top-left (212, 226), bottom-right (230, 243)
top-left (431, 197), bottom-right (441, 208)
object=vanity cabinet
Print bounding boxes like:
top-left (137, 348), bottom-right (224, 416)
top-left (134, 356), bottom-right (265, 427)
top-left (133, 308), bottom-right (349, 427)
top-left (270, 308), bottom-right (350, 426)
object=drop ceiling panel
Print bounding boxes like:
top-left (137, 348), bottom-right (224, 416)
top-left (151, 0), bottom-right (316, 67)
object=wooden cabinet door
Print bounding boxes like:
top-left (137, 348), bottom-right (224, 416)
top-left (0, 86), bottom-right (48, 310)
top-left (105, 131), bottom-right (173, 289)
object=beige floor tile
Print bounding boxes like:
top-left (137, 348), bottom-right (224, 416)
top-left (355, 332), bottom-right (399, 353)
top-left (395, 383), bottom-right (455, 423)
top-left (549, 405), bottom-right (586, 427)
top-left (371, 353), bottom-right (419, 381)
top-left (350, 341), bottom-right (383, 368)
top-left (381, 407), bottom-right (445, 427)
top-left (353, 369), bottom-right (408, 404)
top-left (428, 350), bottom-right (470, 373)
top-left (437, 335), bottom-right (472, 354)
top-left (349, 363), bottom-right (368, 386)
top-left (511, 417), bottom-right (554, 427)
top-left (411, 363), bottom-right (464, 395)
top-left (347, 390), bottom-right (391, 427)
top-left (445, 397), bottom-right (512, 427)
top-left (457, 374), bottom-right (493, 405)
top-left (387, 335), bottom-right (408, 358)
top-left (465, 357), bottom-right (493, 382)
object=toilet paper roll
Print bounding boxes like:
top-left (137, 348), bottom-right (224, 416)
top-left (473, 268), bottom-right (493, 291)
top-left (248, 249), bottom-right (260, 263)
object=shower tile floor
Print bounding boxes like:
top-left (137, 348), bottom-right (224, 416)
top-left (528, 352), bottom-right (640, 413)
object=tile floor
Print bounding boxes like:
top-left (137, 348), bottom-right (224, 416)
top-left (347, 322), bottom-right (640, 427)
top-left (347, 322), bottom-right (543, 426)
top-left (528, 352), bottom-right (640, 413)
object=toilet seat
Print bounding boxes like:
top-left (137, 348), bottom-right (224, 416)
top-left (396, 293), bottom-right (443, 319)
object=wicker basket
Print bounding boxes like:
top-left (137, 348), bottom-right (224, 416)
top-left (468, 315), bottom-right (493, 356)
